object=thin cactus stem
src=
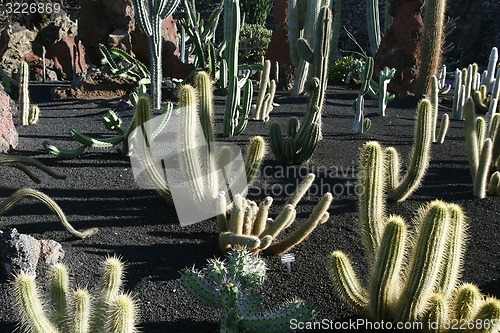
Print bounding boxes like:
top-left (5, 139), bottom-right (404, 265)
top-left (366, 0), bottom-right (381, 57)
top-left (19, 61), bottom-right (30, 126)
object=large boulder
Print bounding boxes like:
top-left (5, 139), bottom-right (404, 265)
top-left (374, 0), bottom-right (424, 94)
top-left (0, 83), bottom-right (19, 153)
top-left (78, 0), bottom-right (193, 79)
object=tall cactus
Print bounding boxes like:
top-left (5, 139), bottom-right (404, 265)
top-left (366, 0), bottom-right (381, 57)
top-left (131, 0), bottom-right (181, 110)
top-left (222, 0), bottom-right (254, 137)
top-left (270, 5), bottom-right (331, 164)
top-left (416, 0), bottom-right (447, 98)
top-left (12, 257), bottom-right (138, 333)
top-left (19, 61), bottom-right (30, 126)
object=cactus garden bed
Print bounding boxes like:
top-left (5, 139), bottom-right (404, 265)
top-left (0, 83), bottom-right (498, 332)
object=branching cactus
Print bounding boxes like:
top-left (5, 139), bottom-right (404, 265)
top-left (376, 67), bottom-right (396, 116)
top-left (366, 0), bottom-right (381, 57)
top-left (386, 99), bottom-right (433, 202)
top-left (253, 59), bottom-right (277, 122)
top-left (352, 57), bottom-right (374, 133)
top-left (43, 97), bottom-right (172, 158)
top-left (463, 98), bottom-right (500, 198)
top-left (437, 64), bottom-right (451, 94)
top-left (19, 61), bottom-right (30, 126)
top-left (217, 173), bottom-right (332, 256)
top-left (270, 5), bottom-right (332, 164)
top-left (12, 256), bottom-right (138, 333)
top-left (428, 75), bottom-right (451, 144)
top-left (181, 248), bottom-right (315, 333)
top-left (222, 0), bottom-right (254, 137)
top-left (416, 0), bottom-right (447, 98)
top-left (131, 0), bottom-right (180, 110)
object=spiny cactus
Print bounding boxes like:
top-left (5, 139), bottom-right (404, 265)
top-left (19, 61), bottom-right (30, 126)
top-left (386, 99), bottom-right (433, 202)
top-left (437, 113), bottom-right (450, 144)
top-left (131, 0), bottom-right (180, 110)
top-left (28, 105), bottom-right (40, 125)
top-left (270, 5), bottom-right (331, 164)
top-left (217, 173), bottom-right (332, 256)
top-left (181, 248), bottom-right (315, 333)
top-left (463, 98), bottom-right (500, 198)
top-left (428, 75), bottom-right (450, 144)
top-left (253, 59), bottom-right (277, 122)
top-left (416, 0), bottom-right (447, 98)
top-left (12, 256), bottom-right (138, 333)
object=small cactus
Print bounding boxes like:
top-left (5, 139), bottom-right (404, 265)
top-left (12, 256), bottom-right (138, 333)
top-left (181, 248), bottom-right (315, 333)
top-left (18, 61), bottom-right (30, 126)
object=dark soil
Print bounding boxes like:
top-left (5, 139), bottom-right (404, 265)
top-left (0, 83), bottom-right (498, 333)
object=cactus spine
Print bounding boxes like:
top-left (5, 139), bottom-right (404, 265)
top-left (131, 0), bottom-right (180, 110)
top-left (270, 5), bottom-right (331, 164)
top-left (416, 0), bottom-right (447, 98)
top-left (182, 249), bottom-right (315, 333)
top-left (13, 257), bottom-right (138, 333)
top-left (19, 61), bottom-right (30, 126)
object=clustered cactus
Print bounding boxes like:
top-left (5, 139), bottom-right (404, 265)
top-left (217, 173), bottom-right (332, 256)
top-left (181, 248), bottom-right (315, 333)
top-left (330, 141), bottom-right (500, 331)
top-left (13, 256), bottom-right (138, 333)
top-left (253, 59), bottom-right (277, 122)
top-left (270, 5), bottom-right (331, 164)
top-left (463, 98), bottom-right (500, 198)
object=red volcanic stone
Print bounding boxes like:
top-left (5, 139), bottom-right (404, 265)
top-left (374, 0), bottom-right (424, 94)
top-left (44, 36), bottom-right (87, 80)
top-left (0, 85), bottom-right (19, 153)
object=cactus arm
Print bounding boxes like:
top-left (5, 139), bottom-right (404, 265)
top-left (330, 251), bottom-right (369, 314)
top-left (288, 0), bottom-right (301, 67)
top-left (0, 156), bottom-right (66, 181)
top-left (106, 294), bottom-right (138, 333)
top-left (244, 136), bottom-right (266, 185)
top-left (194, 71), bottom-right (215, 148)
top-left (0, 188), bottom-right (98, 239)
top-left (43, 141), bottom-right (88, 159)
top-left (368, 217), bottom-right (407, 320)
top-left (263, 193), bottom-right (332, 256)
top-left (286, 173), bottom-right (315, 207)
top-left (50, 264), bottom-right (69, 331)
top-left (421, 294), bottom-right (448, 333)
top-left (260, 205), bottom-right (296, 239)
top-left (484, 47), bottom-right (498, 91)
top-left (437, 204), bottom-right (466, 297)
top-left (13, 274), bottom-right (60, 333)
top-left (182, 269), bottom-right (221, 307)
top-left (254, 60), bottom-right (271, 120)
top-left (294, 122), bottom-right (321, 164)
top-left (437, 113), bottom-right (450, 144)
top-left (70, 289), bottom-right (91, 333)
top-left (429, 76), bottom-right (439, 142)
top-left (389, 99), bottom-right (433, 202)
top-left (452, 283), bottom-right (483, 322)
top-left (487, 171), bottom-right (500, 196)
top-left (378, 67), bottom-right (395, 117)
top-left (464, 98), bottom-right (480, 180)
top-left (328, 0), bottom-right (342, 65)
top-left (359, 141), bottom-right (386, 261)
top-left (240, 299), bottom-right (315, 333)
top-left (69, 129), bottom-right (125, 148)
top-left (219, 232), bottom-right (261, 251)
top-left (474, 138), bottom-right (493, 198)
top-left (471, 298), bottom-right (500, 333)
top-left (397, 201), bottom-right (450, 322)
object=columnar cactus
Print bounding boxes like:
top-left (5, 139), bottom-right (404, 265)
top-left (416, 0), bottom-right (447, 98)
top-left (377, 67), bottom-right (396, 116)
top-left (253, 59), bottom-right (276, 122)
top-left (481, 47), bottom-right (498, 91)
top-left (28, 105), bottom-right (40, 125)
top-left (352, 57), bottom-right (374, 134)
top-left (222, 0), bottom-right (254, 137)
top-left (463, 98), bottom-right (500, 198)
top-left (217, 173), bottom-right (332, 256)
top-left (270, 5), bottom-right (332, 164)
top-left (366, 0), bottom-right (381, 57)
top-left (181, 249), bottom-right (315, 333)
top-left (386, 99), bottom-right (433, 202)
top-left (12, 257), bottom-right (138, 333)
top-left (131, 0), bottom-right (180, 110)
top-left (19, 61), bottom-right (30, 126)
